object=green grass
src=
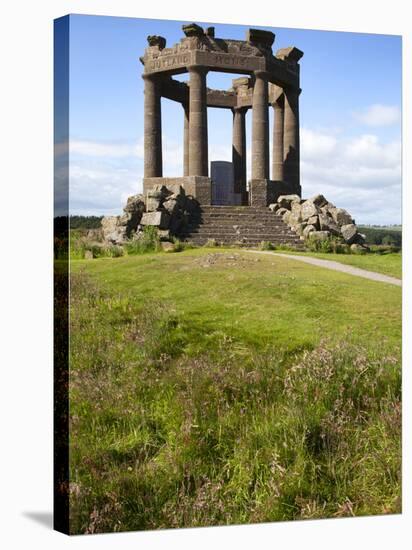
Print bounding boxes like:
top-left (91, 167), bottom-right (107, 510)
top-left (275, 250), bottom-right (402, 279)
top-left (69, 249), bottom-right (401, 533)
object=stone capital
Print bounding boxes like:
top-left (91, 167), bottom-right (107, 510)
top-left (232, 105), bottom-right (248, 115)
top-left (254, 70), bottom-right (269, 80)
top-left (187, 64), bottom-right (209, 76)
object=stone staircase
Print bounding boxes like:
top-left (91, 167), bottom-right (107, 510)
top-left (180, 206), bottom-right (304, 248)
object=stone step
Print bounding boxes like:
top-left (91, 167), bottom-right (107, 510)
top-left (191, 218), bottom-right (285, 224)
top-left (186, 223), bottom-right (290, 230)
top-left (181, 229), bottom-right (302, 239)
top-left (185, 231), bottom-right (298, 239)
top-left (184, 237), bottom-right (305, 248)
top-left (177, 205), bottom-right (303, 247)
top-left (189, 216), bottom-right (286, 223)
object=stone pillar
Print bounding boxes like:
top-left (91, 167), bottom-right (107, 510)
top-left (232, 107), bottom-right (247, 196)
top-left (183, 102), bottom-right (189, 176)
top-left (251, 71), bottom-right (269, 180)
top-left (272, 96), bottom-right (284, 181)
top-left (188, 66), bottom-right (208, 176)
top-left (143, 74), bottom-right (162, 178)
top-left (283, 87), bottom-right (300, 189)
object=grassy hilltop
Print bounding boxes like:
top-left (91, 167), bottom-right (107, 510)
top-left (68, 248), bottom-right (401, 533)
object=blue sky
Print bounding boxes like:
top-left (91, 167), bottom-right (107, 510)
top-left (60, 14), bottom-right (402, 224)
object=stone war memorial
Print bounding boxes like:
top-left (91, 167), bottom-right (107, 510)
top-left (54, 16), bottom-right (402, 536)
top-left (102, 23), bottom-right (365, 249)
top-left (142, 23), bottom-right (303, 206)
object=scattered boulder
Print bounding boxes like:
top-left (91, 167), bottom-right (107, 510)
top-left (303, 224), bottom-right (316, 238)
top-left (293, 222), bottom-right (308, 236)
top-left (124, 193), bottom-right (145, 214)
top-left (271, 192), bottom-right (365, 250)
top-left (310, 194), bottom-right (328, 208)
top-left (86, 228), bottom-right (104, 242)
top-left (330, 207), bottom-right (353, 226)
top-left (307, 216), bottom-right (320, 229)
top-left (318, 213), bottom-right (340, 236)
top-left (101, 216), bottom-right (128, 244)
top-left (84, 250), bottom-right (93, 260)
top-left (146, 184), bottom-right (171, 211)
top-left (300, 200), bottom-right (319, 221)
top-left (341, 223), bottom-right (358, 244)
top-left (282, 210), bottom-right (291, 224)
top-left (101, 216), bottom-right (119, 237)
top-left (140, 210), bottom-right (170, 229)
top-left (277, 194), bottom-right (301, 209)
top-left (101, 193), bottom-right (146, 245)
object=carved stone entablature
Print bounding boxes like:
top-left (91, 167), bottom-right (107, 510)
top-left (141, 24), bottom-right (303, 91)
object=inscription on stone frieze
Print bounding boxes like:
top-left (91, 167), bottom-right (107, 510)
top-left (147, 53), bottom-right (191, 72)
top-left (209, 53), bottom-right (248, 67)
top-left (195, 50), bottom-right (263, 73)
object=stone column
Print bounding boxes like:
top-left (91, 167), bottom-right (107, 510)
top-left (143, 74), bottom-right (162, 178)
top-left (283, 87), bottom-right (300, 189)
top-left (183, 102), bottom-right (189, 176)
top-left (251, 71), bottom-right (269, 180)
top-left (188, 66), bottom-right (208, 176)
top-left (272, 96), bottom-right (284, 181)
top-left (232, 106), bottom-right (247, 196)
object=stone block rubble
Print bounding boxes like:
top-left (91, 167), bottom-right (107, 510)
top-left (269, 194), bottom-right (368, 250)
top-left (101, 185), bottom-right (199, 245)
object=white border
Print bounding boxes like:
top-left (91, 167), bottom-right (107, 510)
top-left (0, 1), bottom-right (409, 548)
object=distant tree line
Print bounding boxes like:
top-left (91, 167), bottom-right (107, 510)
top-left (358, 226), bottom-right (402, 247)
top-left (69, 215), bottom-right (103, 229)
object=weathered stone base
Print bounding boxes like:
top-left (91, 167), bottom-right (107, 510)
top-left (249, 179), bottom-right (302, 207)
top-left (143, 176), bottom-right (212, 205)
top-left (249, 179), bottom-right (270, 207)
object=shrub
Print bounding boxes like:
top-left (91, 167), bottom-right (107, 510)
top-left (172, 238), bottom-right (185, 252)
top-left (260, 241), bottom-right (275, 251)
top-left (125, 226), bottom-right (161, 255)
top-left (306, 236), bottom-right (348, 254)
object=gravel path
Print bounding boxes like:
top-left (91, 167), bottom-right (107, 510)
top-left (245, 250), bottom-right (402, 287)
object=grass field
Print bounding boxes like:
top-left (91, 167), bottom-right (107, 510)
top-left (69, 249), bottom-right (401, 533)
top-left (276, 250), bottom-right (402, 279)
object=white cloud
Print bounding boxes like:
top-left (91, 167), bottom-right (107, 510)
top-left (69, 162), bottom-right (142, 215)
top-left (70, 140), bottom-right (140, 158)
top-left (354, 104), bottom-right (400, 127)
top-left (300, 127), bottom-right (401, 224)
top-left (67, 128), bottom-right (401, 224)
top-left (301, 128), bottom-right (337, 158)
top-left (344, 134), bottom-right (400, 168)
